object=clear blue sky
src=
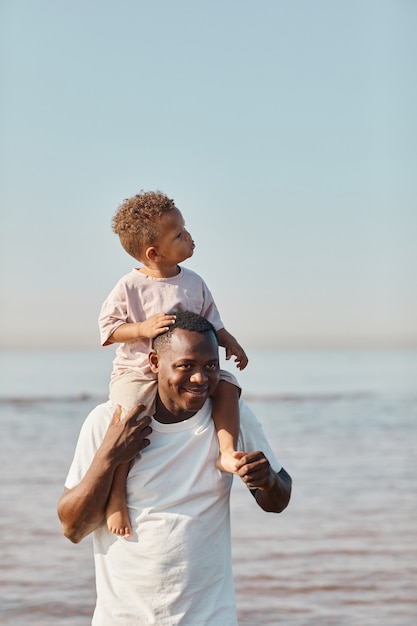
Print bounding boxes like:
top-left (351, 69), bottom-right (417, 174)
top-left (1, 0), bottom-right (416, 349)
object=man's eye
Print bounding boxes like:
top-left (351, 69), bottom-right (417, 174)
top-left (206, 363), bottom-right (218, 370)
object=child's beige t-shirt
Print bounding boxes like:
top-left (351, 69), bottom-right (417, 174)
top-left (99, 266), bottom-right (224, 378)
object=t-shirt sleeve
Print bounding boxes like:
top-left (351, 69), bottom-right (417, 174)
top-left (199, 278), bottom-right (224, 331)
top-left (65, 403), bottom-right (113, 489)
top-left (237, 400), bottom-right (282, 473)
top-left (98, 280), bottom-right (130, 346)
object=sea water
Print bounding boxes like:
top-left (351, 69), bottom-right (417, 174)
top-left (1, 348), bottom-right (416, 625)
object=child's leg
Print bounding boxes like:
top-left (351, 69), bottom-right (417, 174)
top-left (106, 462), bottom-right (132, 537)
top-left (106, 373), bottom-right (156, 537)
top-left (212, 376), bottom-right (243, 474)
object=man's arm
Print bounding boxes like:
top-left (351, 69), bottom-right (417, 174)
top-left (234, 451), bottom-right (292, 513)
top-left (57, 406), bottom-right (152, 543)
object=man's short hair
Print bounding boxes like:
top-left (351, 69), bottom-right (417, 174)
top-left (153, 311), bottom-right (218, 352)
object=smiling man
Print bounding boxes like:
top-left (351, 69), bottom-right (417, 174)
top-left (58, 311), bottom-right (291, 625)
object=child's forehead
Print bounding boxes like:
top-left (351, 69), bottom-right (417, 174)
top-left (159, 208), bottom-right (184, 228)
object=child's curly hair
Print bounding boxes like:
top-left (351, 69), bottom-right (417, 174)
top-left (112, 190), bottom-right (177, 261)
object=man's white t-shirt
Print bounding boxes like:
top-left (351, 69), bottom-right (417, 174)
top-left (65, 399), bottom-right (281, 625)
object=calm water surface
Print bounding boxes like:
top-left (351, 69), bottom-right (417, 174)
top-left (1, 349), bottom-right (416, 625)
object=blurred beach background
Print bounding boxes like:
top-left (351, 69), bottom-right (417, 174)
top-left (1, 348), bottom-right (416, 625)
top-left (1, 1), bottom-right (416, 624)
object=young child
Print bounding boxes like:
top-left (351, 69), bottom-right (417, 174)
top-left (99, 190), bottom-right (248, 538)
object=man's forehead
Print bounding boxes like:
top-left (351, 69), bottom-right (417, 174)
top-left (167, 328), bottom-right (219, 357)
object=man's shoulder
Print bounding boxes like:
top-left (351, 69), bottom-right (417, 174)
top-left (238, 399), bottom-right (258, 427)
top-left (87, 400), bottom-right (114, 418)
top-left (237, 399), bottom-right (282, 473)
top-left (80, 401), bottom-right (114, 438)
top-left (64, 402), bottom-right (114, 489)
top-left (237, 398), bottom-right (265, 440)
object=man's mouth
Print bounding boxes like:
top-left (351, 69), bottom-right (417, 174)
top-left (183, 387), bottom-right (208, 398)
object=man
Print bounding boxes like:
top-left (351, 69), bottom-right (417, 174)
top-left (58, 311), bottom-right (292, 625)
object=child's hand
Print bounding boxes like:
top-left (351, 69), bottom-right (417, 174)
top-left (225, 341), bottom-right (248, 371)
top-left (140, 313), bottom-right (176, 339)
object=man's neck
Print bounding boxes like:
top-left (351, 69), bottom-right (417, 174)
top-left (153, 394), bottom-right (196, 424)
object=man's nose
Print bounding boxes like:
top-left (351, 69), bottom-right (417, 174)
top-left (189, 369), bottom-right (207, 384)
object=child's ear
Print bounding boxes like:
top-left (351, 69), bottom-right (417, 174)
top-left (145, 246), bottom-right (158, 261)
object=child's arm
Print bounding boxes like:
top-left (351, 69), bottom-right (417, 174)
top-left (216, 328), bottom-right (248, 370)
top-left (108, 313), bottom-right (176, 344)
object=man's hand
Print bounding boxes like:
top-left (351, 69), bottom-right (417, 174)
top-left (235, 451), bottom-right (292, 514)
top-left (234, 451), bottom-right (274, 490)
top-left (102, 404), bottom-right (152, 466)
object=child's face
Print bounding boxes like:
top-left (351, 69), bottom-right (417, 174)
top-left (154, 208), bottom-right (195, 266)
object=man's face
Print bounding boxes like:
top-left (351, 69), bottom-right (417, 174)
top-left (149, 328), bottom-right (220, 422)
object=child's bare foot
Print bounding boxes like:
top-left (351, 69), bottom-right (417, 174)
top-left (216, 450), bottom-right (245, 474)
top-left (106, 498), bottom-right (132, 538)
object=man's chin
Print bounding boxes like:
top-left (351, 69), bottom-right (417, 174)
top-left (182, 391), bottom-right (209, 411)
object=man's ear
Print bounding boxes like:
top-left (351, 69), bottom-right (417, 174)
top-left (145, 246), bottom-right (158, 262)
top-left (149, 350), bottom-right (159, 373)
